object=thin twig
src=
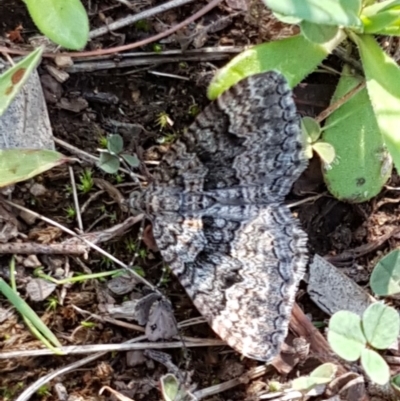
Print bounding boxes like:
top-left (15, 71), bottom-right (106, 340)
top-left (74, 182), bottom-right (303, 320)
top-left (89, 0), bottom-right (196, 39)
top-left (66, 51), bottom-right (235, 73)
top-left (0, 338), bottom-right (224, 358)
top-left (147, 70), bottom-right (190, 80)
top-left (0, 0), bottom-right (224, 58)
top-left (315, 81), bottom-right (365, 124)
top-left (15, 350), bottom-right (109, 401)
top-left (287, 193), bottom-right (327, 209)
top-left (193, 365), bottom-right (269, 399)
top-left (0, 242), bottom-right (88, 255)
top-left (68, 166), bottom-right (83, 232)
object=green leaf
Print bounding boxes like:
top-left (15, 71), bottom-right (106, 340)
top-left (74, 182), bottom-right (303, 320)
top-left (0, 277), bottom-right (63, 352)
top-left (362, 0), bottom-right (400, 17)
top-left (98, 152), bottom-right (120, 174)
top-left (362, 303), bottom-right (400, 349)
top-left (322, 64), bottom-right (391, 202)
top-left (300, 21), bottom-right (339, 44)
top-left (361, 348), bottom-right (390, 385)
top-left (370, 249), bottom-right (400, 296)
top-left (121, 153), bottom-right (140, 168)
top-left (361, 9), bottom-right (400, 34)
top-left (0, 149), bottom-right (69, 188)
top-left (373, 25), bottom-right (400, 35)
top-left (292, 363), bottom-right (337, 391)
top-left (312, 142), bottom-right (336, 165)
top-left (390, 373), bottom-right (400, 391)
top-left (351, 34), bottom-right (400, 174)
top-left (273, 12), bottom-right (302, 24)
top-left (302, 116), bottom-right (322, 143)
top-left (160, 374), bottom-right (179, 401)
top-left (107, 134), bottom-right (124, 154)
top-left (262, 0), bottom-right (362, 27)
top-left (328, 310), bottom-right (366, 361)
top-left (160, 373), bottom-right (195, 401)
top-left (0, 47), bottom-right (43, 117)
top-left (208, 33), bottom-right (345, 99)
top-left (23, 0), bottom-right (89, 50)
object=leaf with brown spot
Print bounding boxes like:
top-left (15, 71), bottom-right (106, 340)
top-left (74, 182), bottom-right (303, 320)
top-left (0, 47), bottom-right (43, 116)
top-left (5, 86), bottom-right (13, 95)
top-left (11, 68), bottom-right (26, 85)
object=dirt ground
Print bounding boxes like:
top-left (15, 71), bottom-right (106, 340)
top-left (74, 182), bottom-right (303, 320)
top-left (1, 1), bottom-right (400, 400)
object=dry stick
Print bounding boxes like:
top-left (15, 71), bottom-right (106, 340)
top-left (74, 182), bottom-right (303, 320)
top-left (0, 214), bottom-right (140, 255)
top-left (15, 350), bottom-right (110, 401)
top-left (71, 305), bottom-right (207, 332)
top-left (14, 340), bottom-right (260, 401)
top-left (148, 70), bottom-right (190, 80)
top-left (0, 0), bottom-right (224, 58)
top-left (68, 165), bottom-right (84, 232)
top-left (89, 0), bottom-right (197, 39)
top-left (73, 45), bottom-right (243, 62)
top-left (193, 365), bottom-right (269, 400)
top-left (287, 193), bottom-right (327, 209)
top-left (0, 242), bottom-right (88, 255)
top-left (66, 52), bottom-right (234, 73)
top-left (0, 338), bottom-right (224, 358)
top-left (315, 81), bottom-right (365, 124)
top-left (121, 45), bottom-right (243, 57)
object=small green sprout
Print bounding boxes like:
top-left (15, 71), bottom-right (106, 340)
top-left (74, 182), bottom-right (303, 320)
top-left (98, 134), bottom-right (140, 174)
top-left (135, 20), bottom-right (150, 32)
top-left (152, 43), bottom-right (162, 53)
top-left (188, 103), bottom-right (200, 117)
top-left (301, 116), bottom-right (335, 166)
top-left (156, 111), bottom-right (172, 130)
top-left (81, 321), bottom-right (96, 329)
top-left (98, 135), bottom-right (108, 148)
top-left (46, 296), bottom-right (59, 311)
top-left (125, 239), bottom-right (136, 253)
top-left (36, 384), bottom-right (51, 397)
top-left (158, 133), bottom-right (177, 144)
top-left (64, 205), bottom-right (76, 219)
top-left (78, 169), bottom-right (94, 194)
top-left (114, 173), bottom-right (124, 183)
top-left (138, 248), bottom-right (148, 259)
